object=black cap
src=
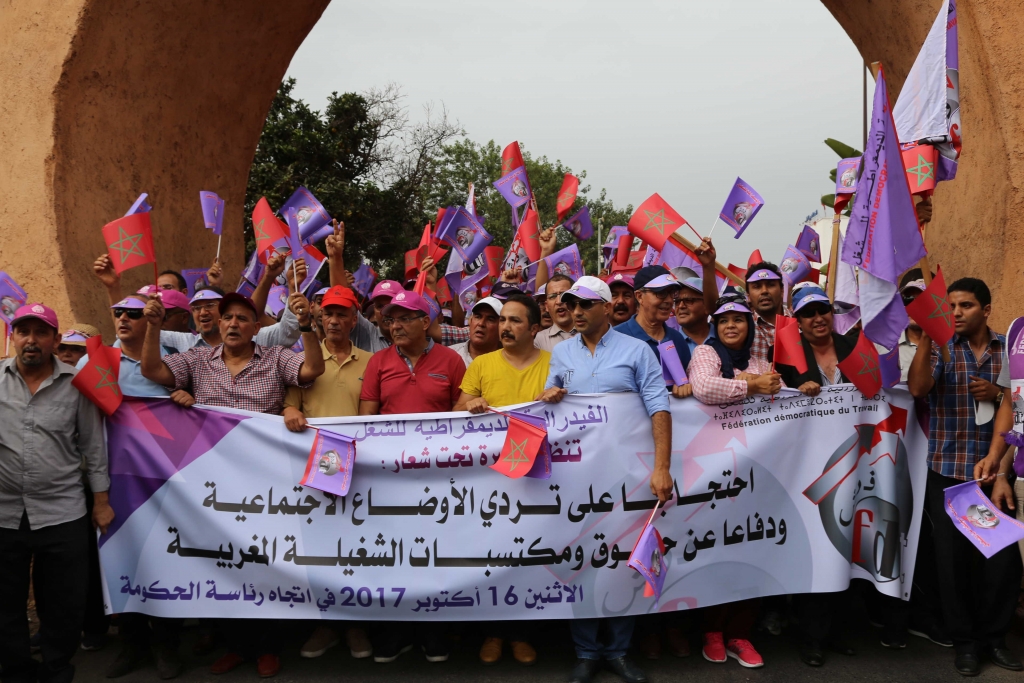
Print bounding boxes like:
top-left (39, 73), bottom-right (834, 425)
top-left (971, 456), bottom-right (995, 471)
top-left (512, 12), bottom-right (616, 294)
top-left (632, 265), bottom-right (671, 290)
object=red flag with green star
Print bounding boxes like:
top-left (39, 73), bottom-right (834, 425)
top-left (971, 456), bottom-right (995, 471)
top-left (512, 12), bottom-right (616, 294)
top-left (837, 330), bottom-right (883, 397)
top-left (501, 141), bottom-right (525, 175)
top-left (901, 143), bottom-right (938, 197)
top-left (556, 174), bottom-right (579, 222)
top-left (252, 197), bottom-right (289, 264)
top-left (492, 416), bottom-right (547, 479)
top-left (905, 265), bottom-right (954, 344)
top-left (627, 194), bottom-right (688, 252)
top-left (71, 336), bottom-right (123, 416)
top-left (101, 212), bottom-right (156, 274)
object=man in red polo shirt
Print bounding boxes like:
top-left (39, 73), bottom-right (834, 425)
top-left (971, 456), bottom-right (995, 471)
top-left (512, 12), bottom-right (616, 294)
top-left (359, 290), bottom-right (464, 663)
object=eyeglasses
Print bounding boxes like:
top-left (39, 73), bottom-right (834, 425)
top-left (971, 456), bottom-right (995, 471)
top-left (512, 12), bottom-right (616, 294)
top-left (190, 302), bottom-right (219, 312)
top-left (674, 297), bottom-right (702, 307)
top-left (383, 314), bottom-right (425, 326)
top-left (112, 308), bottom-right (144, 320)
top-left (564, 299), bottom-right (598, 311)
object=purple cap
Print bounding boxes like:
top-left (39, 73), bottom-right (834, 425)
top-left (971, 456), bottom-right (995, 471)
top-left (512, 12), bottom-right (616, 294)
top-left (159, 290), bottom-right (190, 311)
top-left (561, 276), bottom-right (612, 303)
top-left (189, 288), bottom-right (223, 304)
top-left (110, 296), bottom-right (147, 310)
top-left (11, 303), bottom-right (59, 330)
top-left (371, 280), bottom-right (402, 301)
top-left (746, 268), bottom-right (781, 282)
top-left (712, 300), bottom-right (752, 316)
top-left (639, 273), bottom-right (682, 291)
top-left (381, 290), bottom-right (430, 317)
top-left (313, 287), bottom-right (330, 300)
top-left (607, 272), bottom-right (635, 289)
top-left (490, 282), bottom-right (521, 300)
top-left (679, 277), bottom-right (703, 295)
top-left (60, 330), bottom-right (89, 345)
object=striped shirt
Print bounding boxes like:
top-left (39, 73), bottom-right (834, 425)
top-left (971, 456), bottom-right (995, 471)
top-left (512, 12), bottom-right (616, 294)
top-left (689, 346), bottom-right (778, 405)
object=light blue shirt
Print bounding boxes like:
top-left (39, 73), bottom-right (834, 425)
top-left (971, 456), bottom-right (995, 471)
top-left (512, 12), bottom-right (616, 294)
top-left (545, 326), bottom-right (670, 416)
top-left (77, 351), bottom-right (170, 398)
top-left (678, 325), bottom-right (715, 359)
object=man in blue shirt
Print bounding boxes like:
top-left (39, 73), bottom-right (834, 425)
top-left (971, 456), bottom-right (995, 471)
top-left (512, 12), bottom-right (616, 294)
top-left (540, 277), bottom-right (672, 683)
top-left (614, 267), bottom-right (692, 399)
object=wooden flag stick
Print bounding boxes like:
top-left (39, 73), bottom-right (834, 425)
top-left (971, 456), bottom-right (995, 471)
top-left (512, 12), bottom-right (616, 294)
top-left (215, 233), bottom-right (222, 262)
top-left (668, 232), bottom-right (745, 287)
top-left (826, 210), bottom-right (842, 302)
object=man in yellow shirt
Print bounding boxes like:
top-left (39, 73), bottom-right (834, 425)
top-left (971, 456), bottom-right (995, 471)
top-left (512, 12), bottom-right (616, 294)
top-left (282, 285), bottom-right (372, 661)
top-left (453, 292), bottom-right (549, 666)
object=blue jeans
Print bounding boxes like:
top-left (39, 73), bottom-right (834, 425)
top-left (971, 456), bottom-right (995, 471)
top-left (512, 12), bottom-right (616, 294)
top-left (570, 616), bottom-right (635, 660)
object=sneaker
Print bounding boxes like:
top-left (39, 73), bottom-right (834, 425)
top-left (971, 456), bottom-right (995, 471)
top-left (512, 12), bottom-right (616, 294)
top-left (300, 625), bottom-right (339, 658)
top-left (510, 640), bottom-right (536, 665)
top-left (880, 633), bottom-right (907, 649)
top-left (759, 610), bottom-right (784, 636)
top-left (81, 632), bottom-right (108, 651)
top-left (638, 631), bottom-right (661, 660)
top-left (726, 639), bottom-right (764, 668)
top-left (346, 627), bottom-right (372, 659)
top-left (479, 637), bottom-right (502, 664)
top-left (702, 632), bottom-right (727, 663)
top-left (908, 624), bottom-right (953, 648)
top-left (422, 630), bottom-right (450, 663)
top-left (666, 626), bottom-right (691, 658)
top-left (372, 639), bottom-right (412, 664)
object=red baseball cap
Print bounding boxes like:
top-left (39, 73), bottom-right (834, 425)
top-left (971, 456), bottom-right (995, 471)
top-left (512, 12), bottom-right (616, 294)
top-left (321, 285), bottom-right (359, 309)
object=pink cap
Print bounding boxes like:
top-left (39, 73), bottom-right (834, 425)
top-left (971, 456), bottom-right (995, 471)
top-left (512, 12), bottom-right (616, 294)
top-left (11, 303), bottom-right (59, 331)
top-left (381, 290), bottom-right (430, 317)
top-left (136, 284), bottom-right (160, 296)
top-left (159, 290), bottom-right (191, 311)
top-left (370, 280), bottom-right (402, 301)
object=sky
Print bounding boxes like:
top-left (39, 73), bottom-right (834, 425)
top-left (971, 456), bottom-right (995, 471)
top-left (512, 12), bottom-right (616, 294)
top-left (285, 0), bottom-right (872, 268)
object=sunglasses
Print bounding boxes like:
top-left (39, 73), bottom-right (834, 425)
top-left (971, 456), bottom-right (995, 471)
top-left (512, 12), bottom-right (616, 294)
top-left (796, 304), bottom-right (832, 319)
top-left (112, 308), bottom-right (144, 320)
top-left (564, 299), bottom-right (599, 311)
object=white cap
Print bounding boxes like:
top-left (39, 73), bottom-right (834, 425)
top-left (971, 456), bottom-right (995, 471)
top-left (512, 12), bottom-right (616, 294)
top-left (472, 296), bottom-right (503, 317)
top-left (561, 275), bottom-right (612, 303)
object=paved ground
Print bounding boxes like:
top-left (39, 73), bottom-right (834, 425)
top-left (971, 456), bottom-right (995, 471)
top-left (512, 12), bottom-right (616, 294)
top-left (69, 612), bottom-right (1024, 683)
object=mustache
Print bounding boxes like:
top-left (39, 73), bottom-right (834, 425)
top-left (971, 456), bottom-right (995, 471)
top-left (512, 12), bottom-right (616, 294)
top-left (612, 304), bottom-right (629, 313)
top-left (500, 332), bottom-right (516, 340)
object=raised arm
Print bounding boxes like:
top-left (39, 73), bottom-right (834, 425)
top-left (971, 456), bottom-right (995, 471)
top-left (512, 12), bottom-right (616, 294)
top-left (93, 254), bottom-right (124, 312)
top-left (326, 220), bottom-right (346, 287)
top-left (695, 237), bottom-right (718, 315)
top-left (534, 226), bottom-right (557, 291)
top-left (908, 331), bottom-right (937, 398)
top-left (140, 296), bottom-right (177, 387)
top-left (291, 292), bottom-right (325, 384)
top-left (252, 252), bottom-right (286, 318)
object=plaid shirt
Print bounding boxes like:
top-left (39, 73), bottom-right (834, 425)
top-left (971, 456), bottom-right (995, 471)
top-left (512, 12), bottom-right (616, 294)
top-left (164, 343), bottom-right (310, 415)
top-left (750, 313), bottom-right (776, 365)
top-left (927, 329), bottom-right (1006, 481)
top-left (440, 323), bottom-right (470, 346)
top-left (689, 345), bottom-right (777, 405)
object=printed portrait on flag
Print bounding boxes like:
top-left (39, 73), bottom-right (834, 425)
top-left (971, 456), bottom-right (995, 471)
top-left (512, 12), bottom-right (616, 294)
top-left (839, 166), bottom-right (857, 189)
top-left (512, 178), bottom-right (528, 198)
top-left (318, 450), bottom-right (343, 477)
top-left (966, 504), bottom-right (999, 529)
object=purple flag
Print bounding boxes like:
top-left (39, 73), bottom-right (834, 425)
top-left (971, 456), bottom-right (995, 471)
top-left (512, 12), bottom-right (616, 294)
top-left (944, 480), bottom-right (1024, 559)
top-left (508, 410), bottom-right (552, 480)
top-left (561, 206), bottom-right (594, 240)
top-left (434, 205), bottom-right (492, 265)
top-left (628, 522), bottom-right (668, 604)
top-left (241, 251), bottom-right (265, 287)
top-left (835, 157), bottom-right (860, 197)
top-left (199, 191), bottom-right (224, 235)
top-left (180, 268), bottom-right (208, 299)
top-left (525, 245), bottom-right (583, 292)
top-left (125, 193), bottom-right (152, 216)
top-left (1007, 317), bottom-right (1024, 381)
top-left (796, 225), bottom-right (822, 262)
top-left (492, 167), bottom-right (532, 210)
top-left (603, 226), bottom-right (629, 268)
top-left (879, 347), bottom-right (901, 388)
top-left (658, 340), bottom-right (688, 386)
top-left (779, 245), bottom-right (810, 287)
top-left (936, 0), bottom-right (960, 181)
top-left (841, 65), bottom-right (927, 350)
top-left (718, 177), bottom-right (764, 238)
top-left (279, 187), bottom-right (332, 244)
top-left (353, 263), bottom-right (376, 299)
top-left (266, 285), bottom-right (289, 318)
top-left (300, 428), bottom-right (356, 498)
top-left (236, 278), bottom-right (256, 298)
top-left (0, 272), bottom-right (28, 324)
top-left (291, 337), bottom-right (305, 354)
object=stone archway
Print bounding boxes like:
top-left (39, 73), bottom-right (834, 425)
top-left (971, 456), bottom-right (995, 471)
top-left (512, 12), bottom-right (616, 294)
top-left (2, 0), bottom-right (1022, 332)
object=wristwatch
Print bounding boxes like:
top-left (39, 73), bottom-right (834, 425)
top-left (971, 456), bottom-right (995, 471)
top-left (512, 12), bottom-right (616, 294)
top-left (299, 325), bottom-right (314, 332)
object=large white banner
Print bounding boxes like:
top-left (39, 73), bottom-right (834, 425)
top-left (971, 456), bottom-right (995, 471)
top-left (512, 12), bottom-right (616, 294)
top-left (100, 388), bottom-right (927, 620)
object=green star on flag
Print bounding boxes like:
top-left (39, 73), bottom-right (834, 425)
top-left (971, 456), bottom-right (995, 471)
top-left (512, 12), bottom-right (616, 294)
top-left (557, 192), bottom-right (574, 209)
top-left (927, 292), bottom-right (953, 327)
top-left (907, 154), bottom-right (935, 186)
top-left (503, 438), bottom-right (531, 472)
top-left (108, 225), bottom-right (146, 265)
top-left (642, 209), bottom-right (675, 236)
top-left (858, 352), bottom-right (880, 383)
top-left (254, 218), bottom-right (270, 244)
top-left (94, 365), bottom-right (121, 397)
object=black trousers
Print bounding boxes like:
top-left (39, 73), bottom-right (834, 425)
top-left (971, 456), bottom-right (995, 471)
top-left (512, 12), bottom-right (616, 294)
top-left (794, 588), bottom-right (853, 645)
top-left (0, 513), bottom-right (89, 683)
top-left (83, 485), bottom-right (110, 639)
top-left (926, 470), bottom-right (1022, 654)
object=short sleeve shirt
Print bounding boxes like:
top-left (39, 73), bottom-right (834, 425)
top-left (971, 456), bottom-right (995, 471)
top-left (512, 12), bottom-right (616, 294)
top-left (284, 342), bottom-right (369, 418)
top-left (461, 350), bottom-right (551, 408)
top-left (360, 342), bottom-right (466, 415)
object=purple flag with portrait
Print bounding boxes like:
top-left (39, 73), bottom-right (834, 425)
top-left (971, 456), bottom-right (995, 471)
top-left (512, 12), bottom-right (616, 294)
top-left (841, 65), bottom-right (927, 350)
top-left (779, 245), bottom-right (810, 288)
top-left (525, 245), bottom-right (583, 292)
top-left (180, 268), bottom-right (208, 299)
top-left (835, 157), bottom-right (860, 197)
top-left (199, 191), bottom-right (224, 235)
top-left (240, 251), bottom-right (264, 288)
top-left (300, 428), bottom-right (356, 498)
top-left (0, 272), bottom-right (28, 324)
top-left (434, 205), bottom-right (492, 265)
top-left (718, 177), bottom-right (764, 238)
top-left (492, 167), bottom-right (532, 210)
top-left (944, 481), bottom-right (1024, 559)
top-left (265, 285), bottom-right (289, 318)
top-left (561, 206), bottom-right (594, 240)
top-left (628, 522), bottom-right (668, 605)
top-left (279, 187), bottom-right (332, 244)
top-left (796, 225), bottom-right (822, 262)
top-left (125, 193), bottom-right (152, 216)
top-left (445, 250), bottom-right (489, 302)
top-left (603, 226), bottom-right (629, 268)
top-left (353, 263), bottom-right (377, 299)
top-left (659, 340), bottom-right (688, 386)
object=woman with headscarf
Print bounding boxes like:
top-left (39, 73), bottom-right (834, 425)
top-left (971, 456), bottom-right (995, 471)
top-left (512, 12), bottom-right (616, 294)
top-left (686, 295), bottom-right (781, 669)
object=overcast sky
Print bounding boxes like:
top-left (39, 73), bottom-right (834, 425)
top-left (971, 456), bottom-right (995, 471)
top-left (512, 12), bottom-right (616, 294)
top-left (286, 0), bottom-right (872, 267)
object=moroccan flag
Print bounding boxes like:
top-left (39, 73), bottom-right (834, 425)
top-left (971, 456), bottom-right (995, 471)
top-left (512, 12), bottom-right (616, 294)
top-left (102, 212), bottom-right (156, 274)
top-left (773, 316), bottom-right (808, 374)
top-left (252, 197), bottom-right (288, 264)
top-left (492, 415), bottom-right (547, 479)
top-left (412, 270), bottom-right (429, 296)
top-left (901, 143), bottom-right (938, 196)
top-left (905, 265), bottom-right (954, 344)
top-left (434, 275), bottom-right (452, 304)
top-left (612, 250), bottom-right (645, 274)
top-left (556, 174), bottom-right (579, 222)
top-left (501, 141), bottom-right (525, 175)
top-left (727, 263), bottom-right (747, 280)
top-left (407, 223), bottom-right (448, 280)
top-left (838, 331), bottom-right (883, 397)
top-left (485, 246), bottom-right (505, 286)
top-left (627, 194), bottom-right (687, 252)
top-left (614, 234), bottom-right (633, 267)
top-left (747, 249), bottom-right (763, 269)
top-left (500, 207), bottom-right (542, 275)
top-left (71, 336), bottom-right (123, 416)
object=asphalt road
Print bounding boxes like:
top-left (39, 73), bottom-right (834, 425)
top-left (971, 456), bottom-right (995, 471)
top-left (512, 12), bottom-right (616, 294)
top-left (70, 608), bottom-right (1024, 683)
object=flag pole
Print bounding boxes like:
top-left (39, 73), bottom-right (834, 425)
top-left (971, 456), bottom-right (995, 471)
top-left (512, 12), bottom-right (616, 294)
top-left (668, 232), bottom-right (745, 287)
top-left (215, 233), bottom-right (222, 262)
top-left (705, 216), bottom-right (721, 241)
top-left (153, 262), bottom-right (158, 289)
top-left (825, 210), bottom-right (842, 302)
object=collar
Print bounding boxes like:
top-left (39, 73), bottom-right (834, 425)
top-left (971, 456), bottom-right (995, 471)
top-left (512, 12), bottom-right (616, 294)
top-left (626, 314), bottom-right (668, 343)
top-left (321, 339), bottom-right (359, 363)
top-left (1, 356), bottom-right (71, 380)
top-left (211, 342), bottom-right (264, 361)
top-left (575, 324), bottom-right (614, 348)
top-left (395, 338), bottom-right (434, 360)
top-left (680, 324), bottom-right (714, 344)
top-left (547, 323), bottom-right (577, 338)
top-left (952, 328), bottom-right (1002, 350)
top-left (753, 312), bottom-right (776, 328)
